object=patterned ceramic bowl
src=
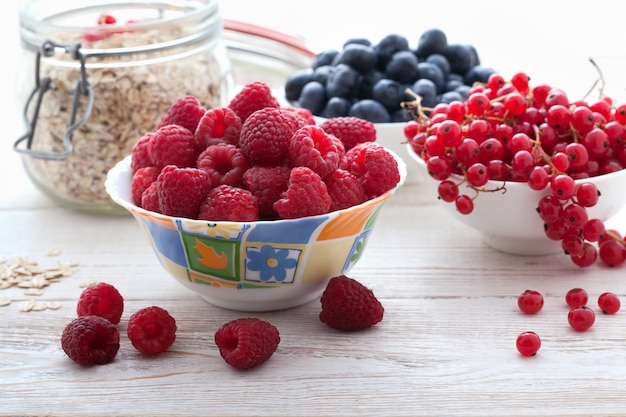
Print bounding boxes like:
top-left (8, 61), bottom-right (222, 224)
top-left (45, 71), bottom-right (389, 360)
top-left (105, 152), bottom-right (406, 312)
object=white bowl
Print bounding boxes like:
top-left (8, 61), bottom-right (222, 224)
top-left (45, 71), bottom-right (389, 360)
top-left (407, 143), bottom-right (626, 255)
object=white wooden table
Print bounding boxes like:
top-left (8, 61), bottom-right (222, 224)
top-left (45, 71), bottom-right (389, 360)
top-left (4, 1), bottom-right (626, 416)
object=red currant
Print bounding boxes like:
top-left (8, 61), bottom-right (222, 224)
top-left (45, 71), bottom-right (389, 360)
top-left (582, 218), bottom-right (605, 242)
top-left (466, 163), bottom-right (489, 187)
top-left (527, 166), bottom-right (549, 190)
top-left (561, 203), bottom-right (588, 229)
top-left (565, 288), bottom-right (588, 308)
top-left (426, 156), bottom-right (453, 181)
top-left (437, 120), bottom-right (462, 147)
top-left (567, 306), bottom-right (595, 331)
top-left (570, 242), bottom-right (598, 267)
top-left (455, 194), bottom-right (474, 215)
top-left (517, 290), bottom-right (544, 314)
top-left (598, 292), bottom-right (621, 314)
top-left (516, 331), bottom-right (541, 356)
top-left (599, 239), bottom-right (626, 267)
top-left (575, 183), bottom-right (600, 207)
top-left (550, 174), bottom-right (576, 200)
top-left (467, 92), bottom-right (491, 116)
top-left (437, 180), bottom-right (459, 203)
top-left (536, 195), bottom-right (563, 224)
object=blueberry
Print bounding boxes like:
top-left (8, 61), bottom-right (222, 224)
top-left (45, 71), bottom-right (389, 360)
top-left (349, 99), bottom-right (391, 123)
top-left (385, 50), bottom-right (419, 84)
top-left (374, 33), bottom-right (410, 70)
top-left (425, 53), bottom-right (451, 78)
top-left (409, 78), bottom-right (437, 108)
top-left (416, 62), bottom-right (445, 93)
top-left (326, 64), bottom-right (360, 99)
top-left (284, 68), bottom-right (313, 102)
top-left (463, 65), bottom-right (497, 85)
top-left (391, 108), bottom-right (413, 123)
top-left (312, 49), bottom-right (339, 70)
top-left (438, 90), bottom-right (464, 104)
top-left (357, 69), bottom-right (386, 99)
top-left (338, 43), bottom-right (377, 74)
top-left (323, 97), bottom-right (352, 118)
top-left (298, 81), bottom-right (326, 115)
top-left (454, 84), bottom-right (471, 99)
top-left (416, 28), bottom-right (448, 59)
top-left (445, 44), bottom-right (477, 75)
top-left (311, 65), bottom-right (335, 85)
top-left (372, 78), bottom-right (403, 111)
top-left (343, 38), bottom-right (372, 48)
top-left (443, 78), bottom-right (464, 92)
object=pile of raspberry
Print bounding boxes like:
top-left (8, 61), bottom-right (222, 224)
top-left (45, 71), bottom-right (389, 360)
top-left (130, 81), bottom-right (401, 221)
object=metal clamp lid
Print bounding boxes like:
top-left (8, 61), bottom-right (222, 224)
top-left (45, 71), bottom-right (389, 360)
top-left (14, 40), bottom-right (94, 160)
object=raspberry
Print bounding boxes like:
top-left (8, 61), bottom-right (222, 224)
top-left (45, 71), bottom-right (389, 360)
top-left (319, 275), bottom-right (384, 331)
top-left (158, 95), bottom-right (205, 133)
top-left (346, 142), bottom-right (401, 197)
top-left (281, 106), bottom-right (316, 129)
top-left (131, 166), bottom-right (159, 206)
top-left (239, 107), bottom-right (295, 166)
top-left (242, 165), bottom-right (291, 218)
top-left (288, 125), bottom-right (341, 178)
top-left (324, 169), bottom-right (368, 211)
top-left (130, 132), bottom-right (154, 173)
top-left (141, 181), bottom-right (160, 212)
top-left (148, 124), bottom-right (197, 170)
top-left (197, 143), bottom-right (250, 188)
top-left (157, 165), bottom-right (212, 218)
top-left (198, 184), bottom-right (259, 222)
top-left (273, 167), bottom-right (332, 219)
top-left (76, 282), bottom-right (125, 324)
top-left (127, 306), bottom-right (177, 355)
top-left (61, 315), bottom-right (120, 365)
top-left (320, 116), bottom-right (377, 150)
top-left (214, 318), bottom-right (280, 370)
top-left (194, 107), bottom-right (242, 152)
top-left (228, 81), bottom-right (280, 122)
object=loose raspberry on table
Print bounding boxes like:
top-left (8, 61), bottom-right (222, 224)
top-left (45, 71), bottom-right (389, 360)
top-left (273, 167), bottom-right (332, 219)
top-left (131, 166), bottom-right (159, 206)
top-left (76, 282), bottom-right (125, 325)
top-left (198, 184), bottom-right (259, 222)
top-left (239, 107), bottom-right (295, 166)
top-left (228, 81), bottom-right (280, 122)
top-left (157, 165), bottom-right (212, 218)
top-left (324, 169), bottom-right (368, 211)
top-left (61, 315), bottom-right (120, 365)
top-left (148, 124), bottom-right (198, 170)
top-left (214, 317), bottom-right (280, 370)
top-left (194, 107), bottom-right (242, 151)
top-left (127, 306), bottom-right (177, 355)
top-left (319, 275), bottom-right (384, 332)
top-left (197, 143), bottom-right (250, 188)
top-left (242, 165), bottom-right (291, 218)
top-left (130, 132), bottom-right (154, 173)
top-left (288, 125), bottom-right (341, 179)
top-left (346, 142), bottom-right (400, 197)
top-left (320, 116), bottom-right (377, 151)
top-left (157, 95), bottom-right (206, 133)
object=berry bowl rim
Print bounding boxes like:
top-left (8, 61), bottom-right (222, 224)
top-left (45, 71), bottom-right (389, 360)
top-left (105, 149), bottom-right (407, 227)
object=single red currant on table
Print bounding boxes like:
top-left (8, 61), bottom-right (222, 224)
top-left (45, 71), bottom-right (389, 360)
top-left (516, 331), bottom-right (541, 356)
top-left (567, 305), bottom-right (596, 331)
top-left (517, 290), bottom-right (544, 314)
top-left (565, 288), bottom-right (588, 309)
top-left (598, 292), bottom-right (621, 314)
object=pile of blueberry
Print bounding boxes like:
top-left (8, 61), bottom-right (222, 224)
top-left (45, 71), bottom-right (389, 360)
top-left (285, 28), bottom-right (497, 123)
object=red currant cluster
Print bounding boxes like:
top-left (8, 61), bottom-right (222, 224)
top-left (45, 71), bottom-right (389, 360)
top-left (404, 71), bottom-right (626, 268)
top-left (515, 288), bottom-right (620, 356)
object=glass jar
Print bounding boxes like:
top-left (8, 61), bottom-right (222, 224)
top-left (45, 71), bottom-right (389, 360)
top-left (14, 0), bottom-right (232, 214)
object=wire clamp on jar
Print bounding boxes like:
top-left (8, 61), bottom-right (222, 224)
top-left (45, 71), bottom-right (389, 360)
top-left (14, 40), bottom-right (94, 160)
